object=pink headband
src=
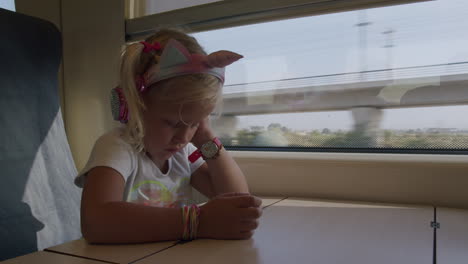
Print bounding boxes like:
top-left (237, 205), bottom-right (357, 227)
top-left (111, 39), bottom-right (242, 123)
top-left (137, 39), bottom-right (242, 92)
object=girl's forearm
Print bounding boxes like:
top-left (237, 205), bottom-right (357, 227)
top-left (81, 201), bottom-right (182, 244)
top-left (205, 148), bottom-right (249, 194)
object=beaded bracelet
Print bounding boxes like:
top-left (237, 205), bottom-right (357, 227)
top-left (182, 204), bottom-right (200, 241)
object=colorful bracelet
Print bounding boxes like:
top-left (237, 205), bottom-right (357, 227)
top-left (181, 204), bottom-right (201, 241)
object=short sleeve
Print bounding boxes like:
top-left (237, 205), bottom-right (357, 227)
top-left (186, 143), bottom-right (205, 174)
top-left (74, 130), bottom-right (136, 188)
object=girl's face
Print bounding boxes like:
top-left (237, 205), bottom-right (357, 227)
top-left (142, 97), bottom-right (215, 165)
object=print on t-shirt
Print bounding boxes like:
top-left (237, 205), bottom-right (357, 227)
top-left (128, 176), bottom-right (191, 208)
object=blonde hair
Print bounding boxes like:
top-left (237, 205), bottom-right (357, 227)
top-left (119, 28), bottom-right (222, 152)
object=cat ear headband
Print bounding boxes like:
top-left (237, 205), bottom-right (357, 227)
top-left (111, 39), bottom-right (242, 123)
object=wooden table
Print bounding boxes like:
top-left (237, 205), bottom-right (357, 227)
top-left (134, 198), bottom-right (434, 264)
top-left (12, 197), bottom-right (466, 264)
top-left (437, 208), bottom-right (468, 264)
top-left (41, 197), bottom-right (285, 264)
top-left (2, 251), bottom-right (103, 264)
top-left (45, 238), bottom-right (176, 264)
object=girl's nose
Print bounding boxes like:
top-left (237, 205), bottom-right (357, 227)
top-left (173, 126), bottom-right (192, 144)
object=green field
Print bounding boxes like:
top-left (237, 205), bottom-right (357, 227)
top-left (222, 127), bottom-right (468, 149)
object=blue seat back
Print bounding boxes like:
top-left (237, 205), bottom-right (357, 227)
top-left (0, 8), bottom-right (81, 261)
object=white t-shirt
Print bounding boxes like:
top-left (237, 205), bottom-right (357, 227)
top-left (75, 128), bottom-right (205, 208)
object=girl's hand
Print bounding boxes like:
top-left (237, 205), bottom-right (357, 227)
top-left (197, 193), bottom-right (263, 240)
top-left (191, 117), bottom-right (215, 149)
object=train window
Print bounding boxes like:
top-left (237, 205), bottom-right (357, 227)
top-left (0, 0), bottom-right (15, 11)
top-left (126, 0), bottom-right (222, 19)
top-left (190, 0), bottom-right (468, 153)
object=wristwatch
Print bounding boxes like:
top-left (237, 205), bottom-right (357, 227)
top-left (188, 137), bottom-right (223, 163)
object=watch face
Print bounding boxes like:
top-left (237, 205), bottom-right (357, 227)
top-left (201, 141), bottom-right (219, 158)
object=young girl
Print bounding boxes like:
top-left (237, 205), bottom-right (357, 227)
top-left (75, 28), bottom-right (262, 244)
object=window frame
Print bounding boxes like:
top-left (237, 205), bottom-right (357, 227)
top-left (125, 0), bottom-right (468, 155)
top-left (124, 1), bottom-right (468, 207)
top-left (125, 0), bottom-right (428, 41)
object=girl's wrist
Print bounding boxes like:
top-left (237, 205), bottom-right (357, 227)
top-left (195, 204), bottom-right (208, 238)
top-left (181, 204), bottom-right (201, 241)
top-left (193, 131), bottom-right (216, 149)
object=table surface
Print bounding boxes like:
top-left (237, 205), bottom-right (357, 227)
top-left (11, 197), bottom-right (468, 264)
top-left (437, 207), bottom-right (468, 264)
top-left (2, 251), bottom-right (104, 264)
top-left (134, 198), bottom-right (434, 264)
top-left (275, 197), bottom-right (426, 208)
top-left (45, 238), bottom-right (176, 264)
top-left (43, 197), bottom-right (285, 264)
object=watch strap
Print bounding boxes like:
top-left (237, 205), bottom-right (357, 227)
top-left (212, 137), bottom-right (222, 148)
top-left (188, 149), bottom-right (202, 163)
top-left (188, 137), bottom-right (223, 163)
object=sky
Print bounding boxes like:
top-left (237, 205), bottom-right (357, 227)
top-left (0, 0), bottom-right (15, 11)
top-left (193, 0), bottom-right (468, 131)
top-left (3, 0), bottom-right (468, 131)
